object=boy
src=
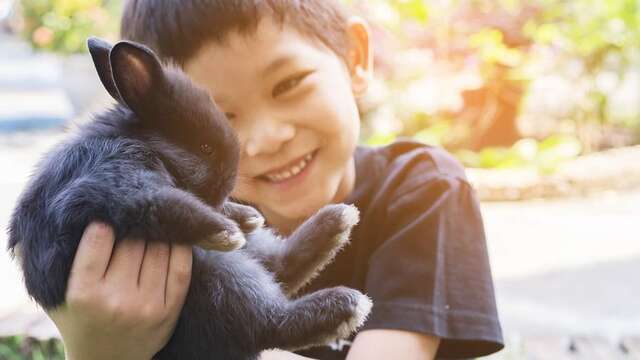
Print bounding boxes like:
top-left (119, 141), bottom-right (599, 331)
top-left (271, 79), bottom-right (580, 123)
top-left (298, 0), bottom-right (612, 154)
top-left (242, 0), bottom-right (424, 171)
top-left (48, 1), bottom-right (503, 359)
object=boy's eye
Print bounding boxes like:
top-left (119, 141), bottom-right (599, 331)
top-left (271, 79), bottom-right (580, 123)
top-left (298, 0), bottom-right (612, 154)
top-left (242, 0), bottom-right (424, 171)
top-left (272, 71), bottom-right (313, 98)
top-left (224, 113), bottom-right (236, 121)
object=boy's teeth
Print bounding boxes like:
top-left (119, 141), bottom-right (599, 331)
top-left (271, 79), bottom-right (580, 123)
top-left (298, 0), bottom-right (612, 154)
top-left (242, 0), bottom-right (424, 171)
top-left (264, 152), bottom-right (314, 182)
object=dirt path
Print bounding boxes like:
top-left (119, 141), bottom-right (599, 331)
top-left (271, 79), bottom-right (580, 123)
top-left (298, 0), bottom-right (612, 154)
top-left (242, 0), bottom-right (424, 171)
top-left (482, 193), bottom-right (640, 337)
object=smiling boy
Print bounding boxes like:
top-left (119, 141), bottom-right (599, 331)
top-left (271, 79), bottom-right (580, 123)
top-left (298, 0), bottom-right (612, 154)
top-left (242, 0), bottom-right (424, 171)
top-left (47, 1), bottom-right (503, 359)
top-left (183, 18), bottom-right (361, 236)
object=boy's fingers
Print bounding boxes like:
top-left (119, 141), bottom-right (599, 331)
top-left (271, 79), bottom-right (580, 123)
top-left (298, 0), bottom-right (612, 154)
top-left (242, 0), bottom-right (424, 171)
top-left (165, 243), bottom-right (193, 312)
top-left (138, 241), bottom-right (171, 297)
top-left (104, 237), bottom-right (146, 286)
top-left (69, 222), bottom-right (116, 284)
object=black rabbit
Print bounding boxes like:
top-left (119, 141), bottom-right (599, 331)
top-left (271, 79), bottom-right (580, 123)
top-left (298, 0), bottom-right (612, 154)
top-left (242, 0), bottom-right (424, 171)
top-left (7, 38), bottom-right (372, 360)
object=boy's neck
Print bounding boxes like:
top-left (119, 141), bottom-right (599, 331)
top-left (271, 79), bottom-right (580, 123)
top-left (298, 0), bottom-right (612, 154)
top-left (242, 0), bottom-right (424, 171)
top-left (262, 157), bottom-right (356, 236)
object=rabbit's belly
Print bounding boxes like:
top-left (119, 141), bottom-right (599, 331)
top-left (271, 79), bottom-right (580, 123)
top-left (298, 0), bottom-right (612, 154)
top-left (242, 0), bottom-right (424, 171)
top-left (191, 248), bottom-right (286, 319)
top-left (163, 249), bottom-right (285, 359)
top-left (202, 250), bottom-right (282, 297)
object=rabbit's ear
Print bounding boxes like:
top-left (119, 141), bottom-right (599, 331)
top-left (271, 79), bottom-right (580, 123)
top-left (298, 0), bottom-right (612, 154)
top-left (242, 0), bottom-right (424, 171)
top-left (87, 37), bottom-right (123, 103)
top-left (109, 40), bottom-right (165, 114)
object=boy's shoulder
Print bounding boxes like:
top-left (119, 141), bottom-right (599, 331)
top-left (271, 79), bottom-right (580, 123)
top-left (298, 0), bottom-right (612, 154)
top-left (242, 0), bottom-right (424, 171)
top-left (378, 138), bottom-right (467, 179)
top-left (353, 139), bottom-right (469, 199)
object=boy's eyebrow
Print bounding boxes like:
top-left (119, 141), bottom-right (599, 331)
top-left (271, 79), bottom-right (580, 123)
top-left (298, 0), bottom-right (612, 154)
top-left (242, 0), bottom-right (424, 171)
top-left (261, 55), bottom-right (295, 78)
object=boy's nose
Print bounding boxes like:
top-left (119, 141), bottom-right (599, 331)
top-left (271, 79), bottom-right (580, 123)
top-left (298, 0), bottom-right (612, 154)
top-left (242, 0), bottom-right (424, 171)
top-left (245, 118), bottom-right (296, 157)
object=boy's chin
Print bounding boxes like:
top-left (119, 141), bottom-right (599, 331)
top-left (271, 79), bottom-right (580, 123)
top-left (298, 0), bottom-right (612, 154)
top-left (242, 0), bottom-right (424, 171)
top-left (272, 192), bottom-right (334, 222)
top-left (276, 201), bottom-right (324, 222)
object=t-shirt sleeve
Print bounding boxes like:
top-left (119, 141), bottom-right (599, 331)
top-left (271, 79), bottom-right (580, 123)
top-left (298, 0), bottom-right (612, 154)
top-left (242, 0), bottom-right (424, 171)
top-left (361, 173), bottom-right (504, 358)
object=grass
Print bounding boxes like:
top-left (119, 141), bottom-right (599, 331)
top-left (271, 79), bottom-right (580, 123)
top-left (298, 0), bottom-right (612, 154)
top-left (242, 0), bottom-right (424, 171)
top-left (0, 336), bottom-right (64, 360)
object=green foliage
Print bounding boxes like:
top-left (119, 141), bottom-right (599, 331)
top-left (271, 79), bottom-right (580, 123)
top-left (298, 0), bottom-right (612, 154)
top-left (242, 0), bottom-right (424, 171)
top-left (0, 336), bottom-right (64, 360)
top-left (343, 0), bottom-right (430, 29)
top-left (21, 0), bottom-right (122, 54)
top-left (413, 120), bottom-right (452, 147)
top-left (364, 128), bottom-right (582, 173)
top-left (525, 0), bottom-right (640, 59)
top-left (354, 0), bottom-right (534, 156)
top-left (390, 0), bottom-right (430, 25)
top-left (456, 135), bottom-right (582, 173)
top-left (522, 0), bottom-right (640, 149)
top-left (365, 131), bottom-right (398, 147)
top-left (469, 29), bottom-right (524, 67)
top-left (356, 0), bottom-right (639, 159)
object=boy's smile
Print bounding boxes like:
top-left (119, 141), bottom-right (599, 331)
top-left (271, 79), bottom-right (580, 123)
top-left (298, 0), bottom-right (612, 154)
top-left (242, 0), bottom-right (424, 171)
top-left (185, 17), bottom-right (371, 232)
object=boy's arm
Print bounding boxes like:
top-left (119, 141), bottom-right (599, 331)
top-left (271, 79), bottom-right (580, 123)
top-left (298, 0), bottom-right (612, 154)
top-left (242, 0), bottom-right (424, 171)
top-left (346, 330), bottom-right (440, 360)
top-left (258, 330), bottom-right (439, 360)
top-left (260, 350), bottom-right (315, 359)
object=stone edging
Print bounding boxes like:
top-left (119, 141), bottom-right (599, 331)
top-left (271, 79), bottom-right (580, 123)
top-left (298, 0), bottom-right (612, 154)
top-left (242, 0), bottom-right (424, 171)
top-left (467, 145), bottom-right (640, 201)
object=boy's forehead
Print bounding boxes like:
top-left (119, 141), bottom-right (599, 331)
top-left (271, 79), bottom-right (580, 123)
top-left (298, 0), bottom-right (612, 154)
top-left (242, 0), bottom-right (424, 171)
top-left (186, 18), bottom-right (328, 77)
top-left (185, 18), bottom-right (340, 98)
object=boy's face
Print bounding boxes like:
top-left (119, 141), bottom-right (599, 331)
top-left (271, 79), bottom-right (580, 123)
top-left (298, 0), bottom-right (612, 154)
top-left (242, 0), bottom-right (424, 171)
top-left (185, 17), bottom-right (370, 226)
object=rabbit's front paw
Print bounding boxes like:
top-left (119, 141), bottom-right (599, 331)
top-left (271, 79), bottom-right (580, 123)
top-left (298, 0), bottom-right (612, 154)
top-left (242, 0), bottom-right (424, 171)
top-left (242, 215), bottom-right (264, 233)
top-left (222, 202), bottom-right (265, 233)
top-left (200, 229), bottom-right (246, 251)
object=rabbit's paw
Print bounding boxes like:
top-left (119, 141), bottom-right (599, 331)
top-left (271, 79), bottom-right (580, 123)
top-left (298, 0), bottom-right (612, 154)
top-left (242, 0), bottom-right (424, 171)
top-left (200, 230), bottom-right (246, 251)
top-left (334, 292), bottom-right (372, 340)
top-left (330, 204), bottom-right (360, 248)
top-left (339, 204), bottom-right (360, 228)
top-left (243, 216), bottom-right (265, 232)
top-left (222, 202), bottom-right (265, 233)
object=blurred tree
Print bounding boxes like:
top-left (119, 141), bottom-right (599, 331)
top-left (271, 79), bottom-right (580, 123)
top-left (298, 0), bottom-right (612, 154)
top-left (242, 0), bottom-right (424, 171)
top-left (348, 0), bottom-right (639, 168)
top-left (20, 0), bottom-right (121, 54)
top-left (448, 2), bottom-right (539, 150)
top-left (524, 0), bottom-right (640, 151)
top-left (350, 0), bottom-right (537, 151)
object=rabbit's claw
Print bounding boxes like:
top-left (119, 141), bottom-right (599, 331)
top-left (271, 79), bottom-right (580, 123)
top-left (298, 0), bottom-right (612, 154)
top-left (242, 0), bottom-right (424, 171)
top-left (200, 230), bottom-right (246, 251)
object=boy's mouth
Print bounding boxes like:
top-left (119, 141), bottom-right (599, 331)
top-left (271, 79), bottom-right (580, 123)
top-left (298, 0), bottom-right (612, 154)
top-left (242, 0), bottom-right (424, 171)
top-left (257, 150), bottom-right (318, 183)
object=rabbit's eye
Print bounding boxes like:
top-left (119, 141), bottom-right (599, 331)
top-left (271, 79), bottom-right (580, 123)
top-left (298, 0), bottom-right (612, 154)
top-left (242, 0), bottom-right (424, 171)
top-left (200, 144), bottom-right (214, 156)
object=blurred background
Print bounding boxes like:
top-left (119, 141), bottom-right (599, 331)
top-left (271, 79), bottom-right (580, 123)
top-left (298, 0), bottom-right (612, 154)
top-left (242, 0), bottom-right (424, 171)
top-left (0, 0), bottom-right (639, 358)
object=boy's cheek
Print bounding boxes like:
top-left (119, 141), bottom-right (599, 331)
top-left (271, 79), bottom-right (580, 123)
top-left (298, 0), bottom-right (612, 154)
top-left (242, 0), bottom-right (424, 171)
top-left (230, 182), bottom-right (252, 202)
top-left (230, 180), bottom-right (267, 208)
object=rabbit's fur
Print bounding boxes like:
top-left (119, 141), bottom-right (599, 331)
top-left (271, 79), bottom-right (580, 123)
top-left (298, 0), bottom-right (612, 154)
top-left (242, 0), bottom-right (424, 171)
top-left (7, 38), bottom-right (371, 360)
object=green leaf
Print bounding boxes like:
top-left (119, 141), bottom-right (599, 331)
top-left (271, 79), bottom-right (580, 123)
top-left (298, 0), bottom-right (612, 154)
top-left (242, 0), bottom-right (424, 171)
top-left (393, 0), bottom-right (429, 24)
top-left (366, 132), bottom-right (397, 146)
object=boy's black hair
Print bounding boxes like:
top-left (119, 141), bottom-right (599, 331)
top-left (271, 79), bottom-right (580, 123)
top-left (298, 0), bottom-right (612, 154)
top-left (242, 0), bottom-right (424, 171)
top-left (121, 0), bottom-right (351, 66)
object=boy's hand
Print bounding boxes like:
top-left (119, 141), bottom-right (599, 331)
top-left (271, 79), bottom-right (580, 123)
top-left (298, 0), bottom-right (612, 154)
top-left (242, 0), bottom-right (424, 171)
top-left (47, 222), bottom-right (193, 360)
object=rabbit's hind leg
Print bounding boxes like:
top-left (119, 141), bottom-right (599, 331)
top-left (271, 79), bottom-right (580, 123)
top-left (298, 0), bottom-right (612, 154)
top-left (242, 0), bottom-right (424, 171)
top-left (276, 204), bottom-right (359, 295)
top-left (240, 204), bottom-right (359, 296)
top-left (264, 286), bottom-right (372, 352)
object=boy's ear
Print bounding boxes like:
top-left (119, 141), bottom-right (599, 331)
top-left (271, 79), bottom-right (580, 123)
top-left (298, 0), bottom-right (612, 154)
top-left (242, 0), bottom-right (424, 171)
top-left (346, 17), bottom-right (373, 97)
top-left (87, 37), bottom-right (123, 103)
top-left (108, 40), bottom-right (165, 113)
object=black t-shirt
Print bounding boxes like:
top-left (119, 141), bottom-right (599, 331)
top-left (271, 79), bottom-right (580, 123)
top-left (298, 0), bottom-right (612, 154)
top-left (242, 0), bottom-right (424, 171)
top-left (295, 140), bottom-right (504, 359)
